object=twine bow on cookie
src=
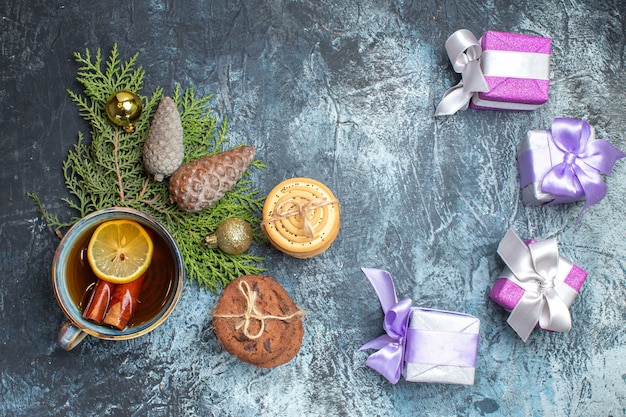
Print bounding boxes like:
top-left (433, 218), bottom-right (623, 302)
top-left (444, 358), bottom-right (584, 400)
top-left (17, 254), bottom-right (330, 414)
top-left (262, 197), bottom-right (339, 238)
top-left (212, 280), bottom-right (305, 340)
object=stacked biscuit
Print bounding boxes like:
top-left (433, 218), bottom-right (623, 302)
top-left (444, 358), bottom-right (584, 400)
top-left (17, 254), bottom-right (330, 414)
top-left (213, 178), bottom-right (341, 366)
top-left (262, 178), bottom-right (340, 259)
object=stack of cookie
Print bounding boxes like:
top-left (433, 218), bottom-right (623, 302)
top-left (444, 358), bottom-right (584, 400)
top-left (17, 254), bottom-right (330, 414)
top-left (212, 275), bottom-right (305, 368)
top-left (262, 177), bottom-right (341, 259)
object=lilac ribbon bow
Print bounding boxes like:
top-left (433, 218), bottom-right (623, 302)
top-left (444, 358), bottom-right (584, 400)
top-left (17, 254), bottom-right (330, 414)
top-left (541, 118), bottom-right (626, 214)
top-left (435, 29), bottom-right (490, 116)
top-left (358, 268), bottom-right (412, 384)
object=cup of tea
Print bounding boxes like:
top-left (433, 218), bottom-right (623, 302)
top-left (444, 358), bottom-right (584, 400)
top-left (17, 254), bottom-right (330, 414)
top-left (52, 207), bottom-right (184, 350)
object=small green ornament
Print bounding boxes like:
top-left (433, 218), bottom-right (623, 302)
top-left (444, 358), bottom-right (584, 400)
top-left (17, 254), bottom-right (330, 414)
top-left (105, 90), bottom-right (142, 133)
top-left (205, 218), bottom-right (253, 255)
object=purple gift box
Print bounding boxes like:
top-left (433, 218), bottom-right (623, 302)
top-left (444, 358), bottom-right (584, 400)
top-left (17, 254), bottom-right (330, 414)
top-left (489, 252), bottom-right (587, 311)
top-left (489, 229), bottom-right (587, 342)
top-left (517, 118), bottom-right (626, 212)
top-left (471, 31), bottom-right (551, 110)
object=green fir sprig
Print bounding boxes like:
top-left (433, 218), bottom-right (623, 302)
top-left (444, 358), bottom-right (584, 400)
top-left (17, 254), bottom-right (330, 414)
top-left (29, 44), bottom-right (267, 292)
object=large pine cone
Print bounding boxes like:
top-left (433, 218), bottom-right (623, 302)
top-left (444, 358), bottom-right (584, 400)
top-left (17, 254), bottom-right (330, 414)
top-left (169, 146), bottom-right (255, 212)
top-left (143, 96), bottom-right (185, 182)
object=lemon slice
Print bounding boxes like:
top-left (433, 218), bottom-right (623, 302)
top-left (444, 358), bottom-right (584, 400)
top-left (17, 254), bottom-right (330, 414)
top-left (87, 219), bottom-right (154, 284)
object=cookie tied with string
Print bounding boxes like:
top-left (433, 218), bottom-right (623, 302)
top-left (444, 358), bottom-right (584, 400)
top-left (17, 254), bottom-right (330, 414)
top-left (262, 177), bottom-right (340, 259)
top-left (212, 275), bottom-right (305, 368)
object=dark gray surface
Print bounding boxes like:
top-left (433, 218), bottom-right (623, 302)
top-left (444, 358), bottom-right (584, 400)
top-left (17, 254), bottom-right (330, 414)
top-left (2, 1), bottom-right (626, 416)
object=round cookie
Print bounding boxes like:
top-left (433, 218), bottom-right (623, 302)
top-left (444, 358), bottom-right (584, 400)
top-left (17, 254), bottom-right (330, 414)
top-left (212, 275), bottom-right (304, 367)
top-left (262, 178), bottom-right (340, 259)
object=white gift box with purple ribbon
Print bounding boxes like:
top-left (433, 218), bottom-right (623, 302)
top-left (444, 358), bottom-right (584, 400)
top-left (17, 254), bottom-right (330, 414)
top-left (403, 308), bottom-right (480, 385)
top-left (359, 268), bottom-right (480, 385)
top-left (517, 118), bottom-right (625, 216)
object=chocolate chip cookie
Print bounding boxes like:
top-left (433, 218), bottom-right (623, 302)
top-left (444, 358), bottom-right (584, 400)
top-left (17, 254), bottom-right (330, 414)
top-left (212, 275), bottom-right (304, 368)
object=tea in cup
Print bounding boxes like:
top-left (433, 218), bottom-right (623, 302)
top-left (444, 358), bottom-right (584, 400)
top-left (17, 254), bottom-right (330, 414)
top-left (52, 207), bottom-right (184, 350)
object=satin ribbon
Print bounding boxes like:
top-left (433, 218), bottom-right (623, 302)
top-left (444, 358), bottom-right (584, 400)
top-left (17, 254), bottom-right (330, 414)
top-left (497, 229), bottom-right (578, 342)
top-left (435, 29), bottom-right (489, 116)
top-left (358, 268), bottom-right (478, 384)
top-left (404, 328), bottom-right (478, 367)
top-left (480, 50), bottom-right (550, 80)
top-left (539, 118), bottom-right (626, 216)
top-left (359, 268), bottom-right (411, 384)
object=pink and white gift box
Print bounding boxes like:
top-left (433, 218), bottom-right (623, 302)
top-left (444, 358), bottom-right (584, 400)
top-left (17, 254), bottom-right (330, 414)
top-left (489, 229), bottom-right (587, 342)
top-left (470, 31), bottom-right (551, 111)
top-left (435, 29), bottom-right (551, 115)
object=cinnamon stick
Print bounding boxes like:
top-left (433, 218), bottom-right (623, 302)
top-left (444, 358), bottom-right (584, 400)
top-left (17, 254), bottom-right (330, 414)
top-left (82, 279), bottom-right (115, 324)
top-left (102, 274), bottom-right (146, 330)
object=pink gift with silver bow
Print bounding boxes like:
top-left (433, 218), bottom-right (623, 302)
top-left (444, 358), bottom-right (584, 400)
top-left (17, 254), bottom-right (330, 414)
top-left (489, 229), bottom-right (587, 342)
top-left (436, 29), bottom-right (551, 115)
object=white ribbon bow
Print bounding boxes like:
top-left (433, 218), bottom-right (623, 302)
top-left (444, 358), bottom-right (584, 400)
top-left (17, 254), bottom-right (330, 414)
top-left (497, 229), bottom-right (577, 342)
top-left (435, 29), bottom-right (489, 116)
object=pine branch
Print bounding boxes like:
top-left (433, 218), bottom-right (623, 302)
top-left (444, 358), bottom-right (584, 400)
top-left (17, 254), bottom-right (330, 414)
top-left (29, 44), bottom-right (267, 292)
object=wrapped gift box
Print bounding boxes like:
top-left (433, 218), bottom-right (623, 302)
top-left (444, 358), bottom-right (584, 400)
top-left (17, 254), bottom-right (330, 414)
top-left (359, 268), bottom-right (480, 385)
top-left (403, 308), bottom-right (480, 385)
top-left (489, 229), bottom-right (587, 342)
top-left (470, 30), bottom-right (551, 110)
top-left (435, 29), bottom-right (551, 115)
top-left (517, 118), bottom-right (625, 209)
top-left (518, 126), bottom-right (575, 206)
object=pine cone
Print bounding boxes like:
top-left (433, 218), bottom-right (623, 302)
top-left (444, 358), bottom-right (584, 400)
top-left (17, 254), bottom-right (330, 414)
top-left (169, 146), bottom-right (255, 212)
top-left (143, 96), bottom-right (185, 182)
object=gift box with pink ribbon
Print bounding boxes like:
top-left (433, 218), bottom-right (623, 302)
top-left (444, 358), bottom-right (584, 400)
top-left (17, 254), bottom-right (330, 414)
top-left (489, 229), bottom-right (588, 342)
top-left (359, 268), bottom-right (480, 385)
top-left (518, 118), bottom-right (626, 215)
top-left (435, 29), bottom-right (551, 115)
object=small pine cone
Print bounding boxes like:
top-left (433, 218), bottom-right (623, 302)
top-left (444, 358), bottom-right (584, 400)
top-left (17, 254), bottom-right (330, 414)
top-left (169, 146), bottom-right (255, 212)
top-left (143, 96), bottom-right (185, 182)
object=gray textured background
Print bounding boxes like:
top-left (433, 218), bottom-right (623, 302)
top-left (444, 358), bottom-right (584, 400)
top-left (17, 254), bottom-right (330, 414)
top-left (1, 1), bottom-right (625, 416)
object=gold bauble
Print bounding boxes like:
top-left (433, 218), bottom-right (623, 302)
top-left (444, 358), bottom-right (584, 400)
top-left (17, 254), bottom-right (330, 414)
top-left (205, 218), bottom-right (253, 255)
top-left (105, 90), bottom-right (143, 133)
